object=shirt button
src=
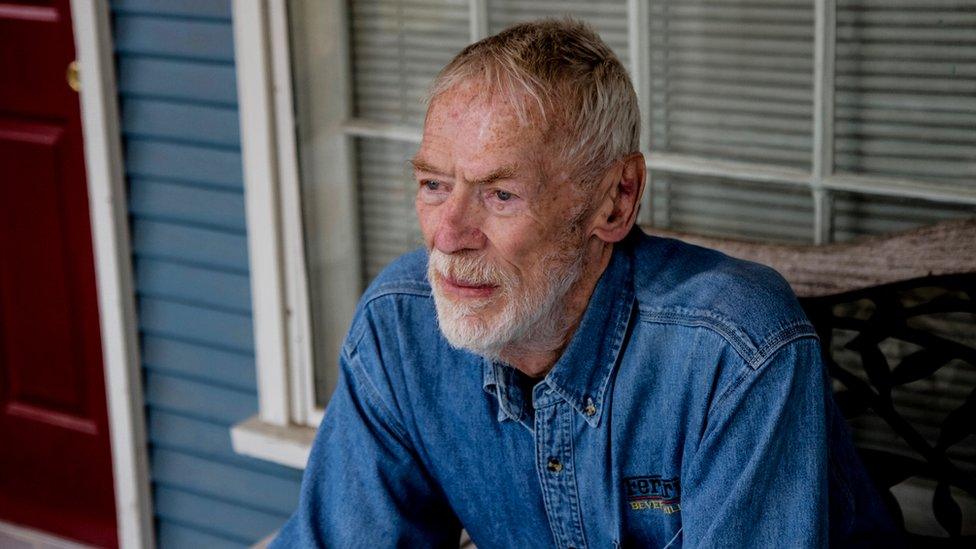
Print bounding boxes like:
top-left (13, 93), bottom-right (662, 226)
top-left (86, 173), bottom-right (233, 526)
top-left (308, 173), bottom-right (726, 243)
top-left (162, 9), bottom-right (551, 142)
top-left (546, 457), bottom-right (563, 473)
top-left (584, 401), bottom-right (597, 417)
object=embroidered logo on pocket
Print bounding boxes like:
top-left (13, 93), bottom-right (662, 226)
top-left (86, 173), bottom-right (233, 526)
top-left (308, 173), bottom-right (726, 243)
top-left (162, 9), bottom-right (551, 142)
top-left (623, 475), bottom-right (681, 514)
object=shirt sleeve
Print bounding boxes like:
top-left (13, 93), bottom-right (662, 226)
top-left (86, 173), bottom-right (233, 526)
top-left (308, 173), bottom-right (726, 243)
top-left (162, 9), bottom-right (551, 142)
top-left (271, 347), bottom-right (461, 548)
top-left (680, 336), bottom-right (829, 548)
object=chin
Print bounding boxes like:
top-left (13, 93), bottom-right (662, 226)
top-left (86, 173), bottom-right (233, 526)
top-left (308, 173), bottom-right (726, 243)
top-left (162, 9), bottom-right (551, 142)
top-left (432, 292), bottom-right (510, 359)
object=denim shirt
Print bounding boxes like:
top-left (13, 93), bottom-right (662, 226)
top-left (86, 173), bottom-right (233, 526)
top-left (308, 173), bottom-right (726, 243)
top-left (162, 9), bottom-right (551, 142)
top-left (273, 229), bottom-right (897, 548)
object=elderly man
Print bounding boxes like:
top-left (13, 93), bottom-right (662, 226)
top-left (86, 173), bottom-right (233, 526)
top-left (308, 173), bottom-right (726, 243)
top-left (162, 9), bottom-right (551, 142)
top-left (274, 19), bottom-right (897, 548)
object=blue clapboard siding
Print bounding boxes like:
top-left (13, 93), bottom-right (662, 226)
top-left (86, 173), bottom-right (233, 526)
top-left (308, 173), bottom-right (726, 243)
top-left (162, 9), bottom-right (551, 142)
top-left (111, 1), bottom-right (301, 546)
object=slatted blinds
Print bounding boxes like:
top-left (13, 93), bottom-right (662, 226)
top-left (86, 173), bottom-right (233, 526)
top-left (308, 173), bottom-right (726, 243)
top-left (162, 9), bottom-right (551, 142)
top-left (345, 0), bottom-right (975, 283)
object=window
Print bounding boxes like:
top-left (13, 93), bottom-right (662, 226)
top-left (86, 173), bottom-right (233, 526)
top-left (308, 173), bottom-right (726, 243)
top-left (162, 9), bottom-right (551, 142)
top-left (231, 0), bottom-right (976, 468)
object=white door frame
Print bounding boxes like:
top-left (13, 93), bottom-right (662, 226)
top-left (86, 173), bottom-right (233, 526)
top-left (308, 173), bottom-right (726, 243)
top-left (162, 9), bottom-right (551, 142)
top-left (69, 1), bottom-right (155, 547)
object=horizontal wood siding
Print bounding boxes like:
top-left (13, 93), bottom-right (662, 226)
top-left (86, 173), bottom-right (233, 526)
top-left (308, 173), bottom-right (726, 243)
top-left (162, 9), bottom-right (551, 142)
top-left (110, 1), bottom-right (301, 546)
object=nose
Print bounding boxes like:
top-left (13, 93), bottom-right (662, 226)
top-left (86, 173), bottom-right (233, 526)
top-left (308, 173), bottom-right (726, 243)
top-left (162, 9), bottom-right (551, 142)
top-left (431, 189), bottom-right (487, 254)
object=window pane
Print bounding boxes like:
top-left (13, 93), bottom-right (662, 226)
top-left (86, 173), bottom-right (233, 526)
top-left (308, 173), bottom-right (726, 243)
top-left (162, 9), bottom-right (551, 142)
top-left (349, 0), bottom-right (470, 125)
top-left (488, 0), bottom-right (631, 68)
top-left (356, 137), bottom-right (424, 285)
top-left (650, 171), bottom-right (814, 243)
top-left (648, 0), bottom-right (815, 169)
top-left (835, 1), bottom-right (976, 185)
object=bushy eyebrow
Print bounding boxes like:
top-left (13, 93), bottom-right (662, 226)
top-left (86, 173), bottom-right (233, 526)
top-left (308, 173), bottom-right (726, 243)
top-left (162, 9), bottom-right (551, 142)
top-left (409, 158), bottom-right (446, 176)
top-left (410, 157), bottom-right (519, 186)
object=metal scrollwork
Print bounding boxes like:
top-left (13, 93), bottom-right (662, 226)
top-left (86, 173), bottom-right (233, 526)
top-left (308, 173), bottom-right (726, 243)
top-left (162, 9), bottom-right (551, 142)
top-left (801, 274), bottom-right (976, 546)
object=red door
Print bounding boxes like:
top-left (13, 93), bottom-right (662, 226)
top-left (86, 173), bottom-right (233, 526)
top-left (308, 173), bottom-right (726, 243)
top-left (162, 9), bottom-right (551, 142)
top-left (0, 1), bottom-right (118, 547)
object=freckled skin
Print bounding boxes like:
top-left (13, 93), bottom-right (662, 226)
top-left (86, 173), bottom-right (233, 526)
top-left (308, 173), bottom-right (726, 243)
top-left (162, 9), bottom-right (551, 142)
top-left (414, 78), bottom-right (646, 376)
top-left (416, 83), bottom-right (586, 259)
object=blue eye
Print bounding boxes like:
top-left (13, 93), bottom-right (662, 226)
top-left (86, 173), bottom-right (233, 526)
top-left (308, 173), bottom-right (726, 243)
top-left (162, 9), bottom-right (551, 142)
top-left (495, 190), bottom-right (513, 201)
top-left (423, 180), bottom-right (441, 191)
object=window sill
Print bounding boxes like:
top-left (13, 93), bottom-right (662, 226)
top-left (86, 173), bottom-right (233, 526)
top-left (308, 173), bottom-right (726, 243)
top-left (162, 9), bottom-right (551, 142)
top-left (230, 415), bottom-right (316, 469)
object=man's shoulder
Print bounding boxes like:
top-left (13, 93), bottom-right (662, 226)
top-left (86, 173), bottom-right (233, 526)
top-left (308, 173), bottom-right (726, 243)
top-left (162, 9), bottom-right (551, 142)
top-left (360, 247), bottom-right (432, 303)
top-left (628, 230), bottom-right (817, 367)
top-left (342, 248), bottom-right (433, 351)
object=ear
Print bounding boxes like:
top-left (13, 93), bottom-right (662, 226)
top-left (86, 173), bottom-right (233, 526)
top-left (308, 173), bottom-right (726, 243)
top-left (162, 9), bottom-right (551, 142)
top-left (591, 153), bottom-right (647, 243)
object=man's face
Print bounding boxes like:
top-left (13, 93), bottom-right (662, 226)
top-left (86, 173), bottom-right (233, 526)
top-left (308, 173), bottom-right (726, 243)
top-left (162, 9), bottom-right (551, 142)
top-left (413, 80), bottom-right (590, 358)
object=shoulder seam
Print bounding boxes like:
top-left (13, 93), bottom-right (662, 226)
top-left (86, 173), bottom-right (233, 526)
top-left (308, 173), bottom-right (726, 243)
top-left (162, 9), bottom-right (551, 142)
top-left (637, 306), bottom-right (817, 368)
top-left (362, 281), bottom-right (431, 305)
top-left (340, 346), bottom-right (411, 445)
top-left (344, 283), bottom-right (432, 354)
top-left (709, 332), bottom-right (820, 413)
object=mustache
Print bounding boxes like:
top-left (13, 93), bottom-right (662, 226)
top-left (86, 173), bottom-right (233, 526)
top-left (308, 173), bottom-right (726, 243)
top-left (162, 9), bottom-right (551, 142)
top-left (428, 250), bottom-right (515, 288)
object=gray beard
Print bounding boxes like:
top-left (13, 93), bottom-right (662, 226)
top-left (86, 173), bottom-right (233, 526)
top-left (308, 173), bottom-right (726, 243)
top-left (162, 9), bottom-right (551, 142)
top-left (428, 243), bottom-right (587, 361)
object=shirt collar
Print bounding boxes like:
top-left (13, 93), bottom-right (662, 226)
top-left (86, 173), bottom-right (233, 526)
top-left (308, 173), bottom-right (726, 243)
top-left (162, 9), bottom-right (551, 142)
top-left (482, 237), bottom-right (636, 428)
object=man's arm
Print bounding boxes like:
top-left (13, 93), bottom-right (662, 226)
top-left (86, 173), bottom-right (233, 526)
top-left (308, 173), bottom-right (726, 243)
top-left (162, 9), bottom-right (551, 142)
top-left (681, 336), bottom-right (830, 547)
top-left (271, 347), bottom-right (461, 548)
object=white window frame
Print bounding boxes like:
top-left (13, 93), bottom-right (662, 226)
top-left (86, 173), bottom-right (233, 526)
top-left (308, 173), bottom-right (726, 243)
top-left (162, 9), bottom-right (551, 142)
top-left (71, 0), bottom-right (155, 545)
top-left (231, 0), bottom-right (360, 468)
top-left (231, 0), bottom-right (976, 469)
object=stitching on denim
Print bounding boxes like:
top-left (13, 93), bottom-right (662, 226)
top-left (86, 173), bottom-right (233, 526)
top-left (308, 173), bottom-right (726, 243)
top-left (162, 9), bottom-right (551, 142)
top-left (662, 527), bottom-right (683, 549)
top-left (750, 323), bottom-right (818, 369)
top-left (343, 287), bottom-right (433, 355)
top-left (565, 406), bottom-right (588, 548)
top-left (639, 306), bottom-right (817, 370)
top-left (534, 410), bottom-right (566, 546)
top-left (341, 346), bottom-right (411, 445)
top-left (709, 333), bottom-right (818, 413)
top-left (362, 282), bottom-right (431, 306)
top-left (638, 307), bottom-right (757, 364)
top-left (588, 299), bottom-right (635, 428)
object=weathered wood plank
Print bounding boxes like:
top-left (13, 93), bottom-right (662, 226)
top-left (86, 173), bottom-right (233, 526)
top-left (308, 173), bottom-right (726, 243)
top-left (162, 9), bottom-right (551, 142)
top-left (111, 0), bottom-right (231, 20)
top-left (129, 179), bottom-right (246, 233)
top-left (117, 57), bottom-right (237, 105)
top-left (141, 335), bottom-right (255, 392)
top-left (121, 98), bottom-right (240, 147)
top-left (145, 372), bottom-right (256, 425)
top-left (643, 218), bottom-right (976, 297)
top-left (114, 14), bottom-right (234, 62)
top-left (156, 521), bottom-right (246, 549)
top-left (131, 219), bottom-right (248, 272)
top-left (135, 258), bottom-right (251, 313)
top-left (154, 486), bottom-right (286, 542)
top-left (139, 297), bottom-right (254, 353)
top-left (151, 449), bottom-right (301, 516)
top-left (124, 140), bottom-right (243, 189)
top-left (147, 410), bottom-right (304, 479)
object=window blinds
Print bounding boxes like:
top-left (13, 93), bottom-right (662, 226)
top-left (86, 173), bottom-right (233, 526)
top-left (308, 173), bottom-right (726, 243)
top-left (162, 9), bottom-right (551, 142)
top-left (350, 0), bottom-right (470, 126)
top-left (648, 0), bottom-right (815, 169)
top-left (835, 0), bottom-right (976, 185)
top-left (346, 0), bottom-right (975, 285)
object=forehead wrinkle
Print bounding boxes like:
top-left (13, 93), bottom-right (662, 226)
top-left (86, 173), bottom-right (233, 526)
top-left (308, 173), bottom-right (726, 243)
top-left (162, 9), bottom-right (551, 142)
top-left (409, 157), bottom-right (449, 176)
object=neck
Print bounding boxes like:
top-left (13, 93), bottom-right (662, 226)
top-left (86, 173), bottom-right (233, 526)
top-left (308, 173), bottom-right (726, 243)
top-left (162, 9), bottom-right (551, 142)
top-left (500, 239), bottom-right (614, 378)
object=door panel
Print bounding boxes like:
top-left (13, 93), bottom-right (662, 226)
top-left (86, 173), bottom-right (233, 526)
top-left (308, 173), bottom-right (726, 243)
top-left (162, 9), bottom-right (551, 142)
top-left (0, 1), bottom-right (118, 547)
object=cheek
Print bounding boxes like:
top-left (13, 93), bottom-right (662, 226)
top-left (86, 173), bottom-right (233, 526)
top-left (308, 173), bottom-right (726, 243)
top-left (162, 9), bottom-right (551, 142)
top-left (415, 200), bottom-right (437, 245)
top-left (481, 222), bottom-right (546, 275)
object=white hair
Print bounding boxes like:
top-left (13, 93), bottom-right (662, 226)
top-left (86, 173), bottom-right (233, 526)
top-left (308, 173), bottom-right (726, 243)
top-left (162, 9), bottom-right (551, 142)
top-left (427, 18), bottom-right (641, 190)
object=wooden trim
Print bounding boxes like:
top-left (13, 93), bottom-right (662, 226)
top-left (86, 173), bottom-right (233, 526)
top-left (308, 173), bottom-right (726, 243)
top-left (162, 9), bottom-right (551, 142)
top-left (643, 219), bottom-right (976, 297)
top-left (266, 1), bottom-right (317, 427)
top-left (812, 0), bottom-right (837, 244)
top-left (231, 415), bottom-right (315, 470)
top-left (627, 0), bottom-right (653, 226)
top-left (233, 0), bottom-right (292, 426)
top-left (232, 0), bottom-right (362, 436)
top-left (277, 0), bottom-right (357, 428)
top-left (469, 0), bottom-right (488, 42)
top-left (69, 0), bottom-right (155, 547)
